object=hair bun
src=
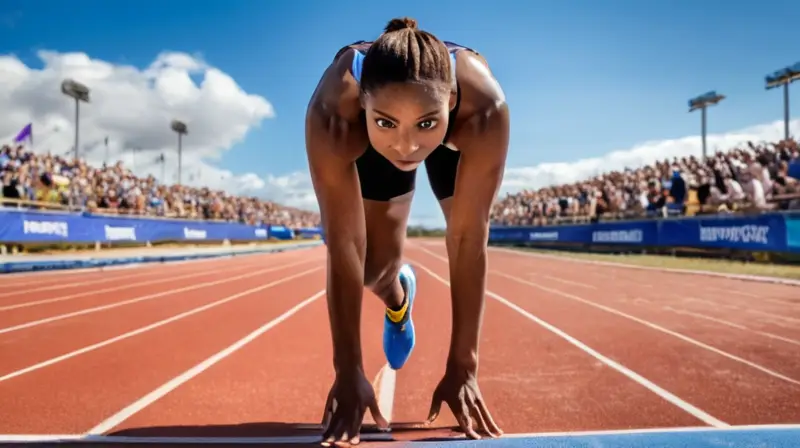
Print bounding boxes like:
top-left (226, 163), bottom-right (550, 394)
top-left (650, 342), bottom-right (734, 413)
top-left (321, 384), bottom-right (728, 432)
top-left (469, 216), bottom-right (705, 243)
top-left (384, 17), bottom-right (418, 33)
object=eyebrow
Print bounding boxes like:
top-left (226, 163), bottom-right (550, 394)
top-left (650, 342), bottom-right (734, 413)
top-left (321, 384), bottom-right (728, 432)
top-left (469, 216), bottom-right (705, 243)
top-left (373, 109), bottom-right (440, 122)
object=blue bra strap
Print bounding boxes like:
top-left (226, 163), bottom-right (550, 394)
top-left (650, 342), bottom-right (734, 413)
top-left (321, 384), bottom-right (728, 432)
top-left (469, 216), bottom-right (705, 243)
top-left (351, 49), bottom-right (457, 84)
top-left (351, 50), bottom-right (365, 83)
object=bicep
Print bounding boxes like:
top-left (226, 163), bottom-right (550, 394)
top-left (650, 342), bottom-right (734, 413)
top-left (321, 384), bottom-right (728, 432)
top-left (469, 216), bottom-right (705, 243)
top-left (305, 104), bottom-right (365, 245)
top-left (449, 103), bottom-right (510, 239)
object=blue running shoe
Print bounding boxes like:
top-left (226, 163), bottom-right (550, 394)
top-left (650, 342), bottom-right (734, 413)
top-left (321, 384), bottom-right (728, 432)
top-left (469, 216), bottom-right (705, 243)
top-left (383, 263), bottom-right (417, 370)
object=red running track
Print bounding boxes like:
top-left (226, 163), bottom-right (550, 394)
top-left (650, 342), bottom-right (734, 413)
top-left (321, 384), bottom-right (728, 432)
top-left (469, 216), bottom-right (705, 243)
top-left (1, 241), bottom-right (799, 446)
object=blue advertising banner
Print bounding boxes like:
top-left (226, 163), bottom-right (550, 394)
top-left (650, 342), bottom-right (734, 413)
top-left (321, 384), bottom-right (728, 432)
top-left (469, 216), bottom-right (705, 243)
top-left (490, 220), bottom-right (658, 246)
top-left (489, 213), bottom-right (800, 253)
top-left (0, 209), bottom-right (272, 243)
top-left (786, 215), bottom-right (800, 250)
top-left (658, 214), bottom-right (787, 251)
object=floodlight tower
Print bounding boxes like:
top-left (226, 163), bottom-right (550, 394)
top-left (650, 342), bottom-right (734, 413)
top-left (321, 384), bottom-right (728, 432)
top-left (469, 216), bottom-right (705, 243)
top-left (170, 120), bottom-right (188, 185)
top-left (61, 79), bottom-right (90, 160)
top-left (765, 62), bottom-right (800, 141)
top-left (688, 91), bottom-right (725, 160)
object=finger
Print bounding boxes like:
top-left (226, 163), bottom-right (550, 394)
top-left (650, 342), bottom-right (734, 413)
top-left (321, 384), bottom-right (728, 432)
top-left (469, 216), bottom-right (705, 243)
top-left (426, 390), bottom-right (443, 424)
top-left (321, 389), bottom-right (335, 428)
top-left (333, 429), bottom-right (351, 448)
top-left (466, 393), bottom-right (490, 436)
top-left (346, 406), bottom-right (363, 446)
top-left (332, 412), bottom-right (356, 448)
top-left (321, 404), bottom-right (343, 442)
top-left (476, 397), bottom-right (503, 437)
top-left (367, 396), bottom-right (389, 430)
top-left (458, 399), bottom-right (481, 440)
top-left (321, 416), bottom-right (344, 447)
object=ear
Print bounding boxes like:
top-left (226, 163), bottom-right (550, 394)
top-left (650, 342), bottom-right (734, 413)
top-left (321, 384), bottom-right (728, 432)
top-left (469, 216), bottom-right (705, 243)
top-left (359, 90), bottom-right (367, 109)
top-left (449, 88), bottom-right (457, 112)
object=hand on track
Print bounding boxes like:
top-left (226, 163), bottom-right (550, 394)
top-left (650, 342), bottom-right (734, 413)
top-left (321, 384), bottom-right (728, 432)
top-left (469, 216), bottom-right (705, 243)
top-left (320, 368), bottom-right (388, 446)
top-left (426, 367), bottom-right (503, 440)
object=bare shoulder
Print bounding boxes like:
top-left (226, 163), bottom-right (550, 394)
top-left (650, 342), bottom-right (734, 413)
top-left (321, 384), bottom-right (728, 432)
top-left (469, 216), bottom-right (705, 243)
top-left (305, 45), bottom-right (368, 162)
top-left (448, 49), bottom-right (509, 155)
top-left (307, 46), bottom-right (362, 124)
top-left (453, 50), bottom-right (507, 119)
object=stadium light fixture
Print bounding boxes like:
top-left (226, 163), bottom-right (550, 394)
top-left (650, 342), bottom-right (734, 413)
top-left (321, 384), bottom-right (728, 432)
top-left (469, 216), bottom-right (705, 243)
top-left (170, 120), bottom-right (188, 186)
top-left (61, 79), bottom-right (90, 160)
top-left (688, 91), bottom-right (725, 160)
top-left (764, 62), bottom-right (800, 141)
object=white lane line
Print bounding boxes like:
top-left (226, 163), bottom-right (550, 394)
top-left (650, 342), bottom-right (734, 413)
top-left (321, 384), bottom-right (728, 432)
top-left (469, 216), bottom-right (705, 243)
top-left (408, 248), bottom-right (728, 428)
top-left (662, 306), bottom-right (800, 347)
top-left (377, 365), bottom-right (397, 424)
top-left (86, 289), bottom-right (327, 435)
top-left (492, 270), bottom-right (800, 387)
top-left (536, 273), bottom-right (598, 289)
top-left (489, 245), bottom-right (800, 287)
top-left (0, 259), bottom-right (232, 298)
top-left (0, 257), bottom-right (276, 312)
top-left (365, 363), bottom-right (397, 426)
top-left (0, 258), bottom-right (320, 336)
top-left (0, 266), bottom-right (322, 383)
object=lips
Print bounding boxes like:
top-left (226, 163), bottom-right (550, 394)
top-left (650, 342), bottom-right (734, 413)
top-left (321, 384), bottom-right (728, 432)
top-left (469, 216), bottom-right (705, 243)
top-left (394, 160), bottom-right (419, 170)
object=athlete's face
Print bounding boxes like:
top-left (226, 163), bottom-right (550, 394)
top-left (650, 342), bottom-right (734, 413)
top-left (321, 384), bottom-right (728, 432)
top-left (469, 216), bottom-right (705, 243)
top-left (362, 82), bottom-right (453, 172)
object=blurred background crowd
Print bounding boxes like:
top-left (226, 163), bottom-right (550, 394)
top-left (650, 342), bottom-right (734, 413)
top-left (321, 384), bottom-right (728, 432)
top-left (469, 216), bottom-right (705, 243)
top-left (0, 143), bottom-right (320, 229)
top-left (491, 139), bottom-right (800, 226)
top-left (4, 138), bottom-right (800, 230)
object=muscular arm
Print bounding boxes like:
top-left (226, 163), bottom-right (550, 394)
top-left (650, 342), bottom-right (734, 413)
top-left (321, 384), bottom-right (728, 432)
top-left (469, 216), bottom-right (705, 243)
top-left (305, 51), bottom-right (368, 373)
top-left (445, 53), bottom-right (510, 371)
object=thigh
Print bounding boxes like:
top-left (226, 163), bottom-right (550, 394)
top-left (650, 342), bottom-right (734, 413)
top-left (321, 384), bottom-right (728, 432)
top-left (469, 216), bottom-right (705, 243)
top-left (425, 145), bottom-right (461, 225)
top-left (356, 146), bottom-right (416, 282)
top-left (356, 145), bottom-right (417, 201)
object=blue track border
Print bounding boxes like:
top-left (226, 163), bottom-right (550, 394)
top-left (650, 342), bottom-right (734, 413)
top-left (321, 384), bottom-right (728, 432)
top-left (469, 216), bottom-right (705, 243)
top-left (0, 241), bottom-right (323, 274)
top-left (1, 425), bottom-right (798, 445)
top-left (411, 425), bottom-right (800, 447)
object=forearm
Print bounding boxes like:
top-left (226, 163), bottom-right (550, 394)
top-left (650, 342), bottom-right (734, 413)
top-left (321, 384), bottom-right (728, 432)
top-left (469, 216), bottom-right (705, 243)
top-left (325, 226), bottom-right (367, 373)
top-left (445, 229), bottom-right (489, 372)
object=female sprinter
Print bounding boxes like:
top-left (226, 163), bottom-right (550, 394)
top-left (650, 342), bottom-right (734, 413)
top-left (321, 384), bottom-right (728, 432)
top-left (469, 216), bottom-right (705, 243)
top-left (305, 16), bottom-right (509, 446)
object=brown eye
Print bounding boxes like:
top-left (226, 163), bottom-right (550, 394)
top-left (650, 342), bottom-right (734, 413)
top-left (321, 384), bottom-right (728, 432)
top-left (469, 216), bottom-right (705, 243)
top-left (418, 120), bottom-right (437, 130)
top-left (375, 119), bottom-right (395, 128)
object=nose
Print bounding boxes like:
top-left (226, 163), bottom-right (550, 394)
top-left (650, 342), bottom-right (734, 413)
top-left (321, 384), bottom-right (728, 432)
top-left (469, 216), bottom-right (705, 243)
top-left (393, 132), bottom-right (419, 158)
top-left (395, 144), bottom-right (419, 158)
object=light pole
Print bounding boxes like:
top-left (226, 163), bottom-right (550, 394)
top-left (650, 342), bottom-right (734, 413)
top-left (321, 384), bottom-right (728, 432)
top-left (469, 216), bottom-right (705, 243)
top-left (170, 120), bottom-right (187, 186)
top-left (765, 62), bottom-right (800, 142)
top-left (60, 79), bottom-right (90, 160)
top-left (688, 91), bottom-right (725, 160)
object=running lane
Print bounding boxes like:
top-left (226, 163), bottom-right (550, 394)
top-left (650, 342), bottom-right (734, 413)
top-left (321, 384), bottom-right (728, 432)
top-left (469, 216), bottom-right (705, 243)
top-left (0, 262), bottom-right (326, 433)
top-left (412, 243), bottom-right (800, 426)
top-left (390, 247), bottom-right (705, 440)
top-left (495, 256), bottom-right (800, 378)
top-left (0, 251), bottom-right (307, 326)
top-left (0, 253), bottom-right (321, 376)
top-left (100, 289), bottom-right (390, 439)
top-left (0, 252), bottom-right (280, 307)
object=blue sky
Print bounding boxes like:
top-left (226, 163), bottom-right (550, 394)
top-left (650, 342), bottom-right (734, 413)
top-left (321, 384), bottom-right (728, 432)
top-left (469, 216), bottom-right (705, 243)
top-left (2, 0), bottom-right (800, 226)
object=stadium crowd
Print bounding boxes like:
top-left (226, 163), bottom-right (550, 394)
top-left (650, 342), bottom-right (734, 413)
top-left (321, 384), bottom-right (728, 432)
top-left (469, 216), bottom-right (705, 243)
top-left (491, 139), bottom-right (800, 226)
top-left (0, 143), bottom-right (321, 229)
top-left (4, 137), bottom-right (799, 230)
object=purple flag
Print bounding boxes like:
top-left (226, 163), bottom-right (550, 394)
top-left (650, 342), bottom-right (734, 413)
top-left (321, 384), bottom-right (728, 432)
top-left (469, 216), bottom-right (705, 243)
top-left (13, 123), bottom-right (32, 144)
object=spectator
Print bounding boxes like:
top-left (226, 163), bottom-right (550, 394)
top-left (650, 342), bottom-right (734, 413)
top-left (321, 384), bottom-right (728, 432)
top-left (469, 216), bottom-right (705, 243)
top-left (491, 138), bottom-right (800, 225)
top-left (0, 143), bottom-right (321, 230)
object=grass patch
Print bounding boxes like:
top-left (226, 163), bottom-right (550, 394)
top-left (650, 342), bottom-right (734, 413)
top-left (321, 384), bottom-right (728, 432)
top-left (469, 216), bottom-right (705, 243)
top-left (508, 247), bottom-right (800, 281)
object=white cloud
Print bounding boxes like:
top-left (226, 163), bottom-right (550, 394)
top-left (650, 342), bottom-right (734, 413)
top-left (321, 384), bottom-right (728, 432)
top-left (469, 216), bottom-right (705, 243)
top-left (501, 118), bottom-right (800, 194)
top-left (0, 49), bottom-right (314, 209)
top-left (3, 49), bottom-right (796, 227)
